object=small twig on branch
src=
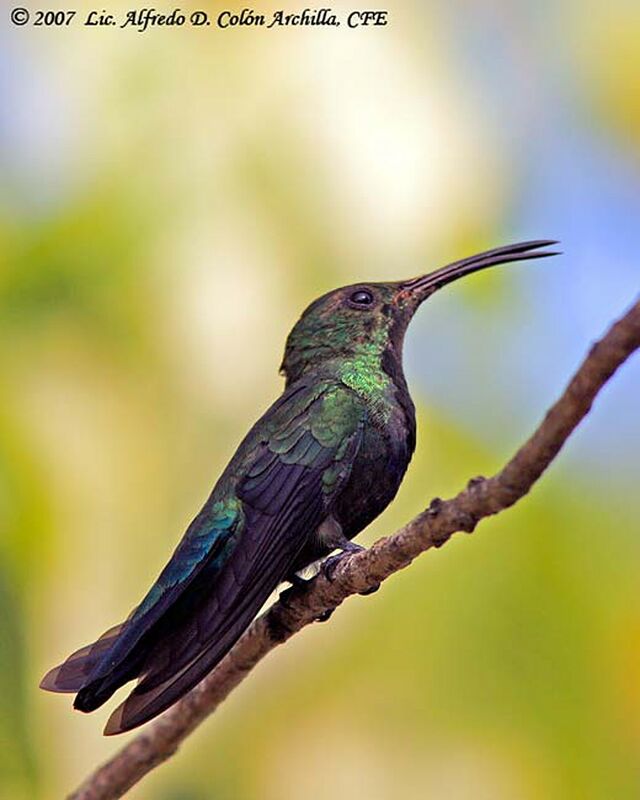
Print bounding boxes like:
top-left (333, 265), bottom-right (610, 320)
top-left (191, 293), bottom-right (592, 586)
top-left (68, 298), bottom-right (640, 800)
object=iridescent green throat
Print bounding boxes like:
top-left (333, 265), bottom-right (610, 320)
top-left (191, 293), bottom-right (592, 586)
top-left (338, 347), bottom-right (391, 401)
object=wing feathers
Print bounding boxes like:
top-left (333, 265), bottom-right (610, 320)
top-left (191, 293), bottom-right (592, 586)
top-left (42, 380), bottom-right (366, 733)
top-left (105, 493), bottom-right (325, 733)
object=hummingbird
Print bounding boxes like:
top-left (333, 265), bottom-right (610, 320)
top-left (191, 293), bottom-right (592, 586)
top-left (41, 239), bottom-right (558, 734)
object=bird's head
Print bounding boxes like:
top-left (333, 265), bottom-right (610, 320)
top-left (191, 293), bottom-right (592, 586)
top-left (280, 240), bottom-right (559, 385)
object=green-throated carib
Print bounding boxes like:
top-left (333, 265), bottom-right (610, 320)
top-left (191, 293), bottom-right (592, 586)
top-left (41, 239), bottom-right (558, 734)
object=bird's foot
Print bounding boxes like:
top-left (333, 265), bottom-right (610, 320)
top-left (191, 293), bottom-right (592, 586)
top-left (288, 573), bottom-right (311, 591)
top-left (320, 542), bottom-right (365, 582)
top-left (321, 541), bottom-right (365, 582)
top-left (283, 572), bottom-right (337, 623)
top-left (278, 573), bottom-right (312, 607)
top-left (321, 543), bottom-right (381, 596)
top-left (278, 585), bottom-right (295, 607)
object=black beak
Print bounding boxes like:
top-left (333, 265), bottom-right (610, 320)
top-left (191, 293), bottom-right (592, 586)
top-left (402, 240), bottom-right (560, 299)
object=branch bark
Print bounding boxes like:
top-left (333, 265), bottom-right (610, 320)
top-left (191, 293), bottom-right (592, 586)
top-left (69, 298), bottom-right (640, 800)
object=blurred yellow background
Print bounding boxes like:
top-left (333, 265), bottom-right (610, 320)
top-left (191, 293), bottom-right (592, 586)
top-left (1, 1), bottom-right (640, 798)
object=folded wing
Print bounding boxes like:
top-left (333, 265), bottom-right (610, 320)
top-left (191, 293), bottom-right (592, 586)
top-left (104, 383), bottom-right (365, 733)
top-left (42, 380), bottom-right (366, 734)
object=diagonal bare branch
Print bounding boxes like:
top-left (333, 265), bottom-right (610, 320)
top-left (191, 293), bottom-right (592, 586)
top-left (68, 297), bottom-right (640, 800)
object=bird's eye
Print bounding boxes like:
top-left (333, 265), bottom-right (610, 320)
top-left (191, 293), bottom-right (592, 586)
top-left (348, 289), bottom-right (375, 308)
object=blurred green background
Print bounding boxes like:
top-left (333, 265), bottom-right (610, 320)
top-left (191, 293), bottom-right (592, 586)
top-left (1, 1), bottom-right (640, 797)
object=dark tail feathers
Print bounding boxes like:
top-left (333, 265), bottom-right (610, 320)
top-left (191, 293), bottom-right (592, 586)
top-left (40, 621), bottom-right (142, 712)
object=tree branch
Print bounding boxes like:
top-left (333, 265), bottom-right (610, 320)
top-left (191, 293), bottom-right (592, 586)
top-left (68, 298), bottom-right (640, 800)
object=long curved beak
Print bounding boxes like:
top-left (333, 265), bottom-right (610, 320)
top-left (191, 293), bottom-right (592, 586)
top-left (401, 239), bottom-right (560, 301)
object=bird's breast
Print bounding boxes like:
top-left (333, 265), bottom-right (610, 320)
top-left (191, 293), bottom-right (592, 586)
top-left (334, 396), bottom-right (415, 539)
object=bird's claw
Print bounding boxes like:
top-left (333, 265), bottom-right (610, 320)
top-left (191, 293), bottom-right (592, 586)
top-left (278, 572), bottom-right (313, 607)
top-left (321, 542), bottom-right (365, 583)
top-left (321, 553), bottom-right (344, 583)
top-left (278, 585), bottom-right (296, 606)
top-left (288, 573), bottom-right (311, 591)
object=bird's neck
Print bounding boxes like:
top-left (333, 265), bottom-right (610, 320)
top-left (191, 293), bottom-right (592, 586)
top-left (338, 349), bottom-right (392, 402)
top-left (330, 342), bottom-right (409, 408)
top-left (284, 335), bottom-right (410, 408)
top-left (340, 345), bottom-right (415, 437)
